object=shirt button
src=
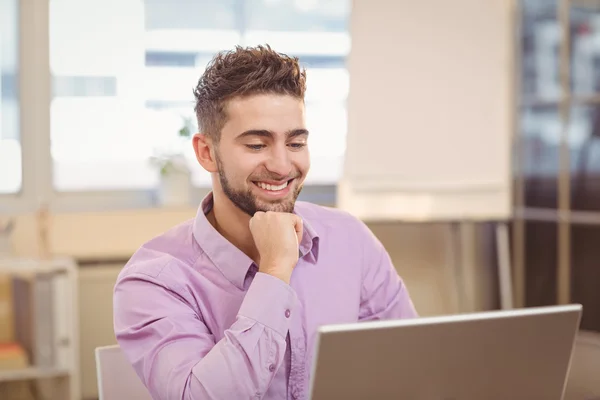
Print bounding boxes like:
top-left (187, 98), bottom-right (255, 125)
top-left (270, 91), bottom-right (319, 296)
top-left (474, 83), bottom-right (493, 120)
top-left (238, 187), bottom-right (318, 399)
top-left (285, 309), bottom-right (291, 318)
top-left (268, 364), bottom-right (275, 372)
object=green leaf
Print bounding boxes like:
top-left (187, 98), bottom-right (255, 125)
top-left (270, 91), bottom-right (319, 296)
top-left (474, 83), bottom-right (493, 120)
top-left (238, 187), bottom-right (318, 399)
top-left (178, 125), bottom-right (191, 138)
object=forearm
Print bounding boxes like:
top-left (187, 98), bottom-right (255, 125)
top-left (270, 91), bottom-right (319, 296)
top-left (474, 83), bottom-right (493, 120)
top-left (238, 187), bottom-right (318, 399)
top-left (185, 315), bottom-right (287, 399)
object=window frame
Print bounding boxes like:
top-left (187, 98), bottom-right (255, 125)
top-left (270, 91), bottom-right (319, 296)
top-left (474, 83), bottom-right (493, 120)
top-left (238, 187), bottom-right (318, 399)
top-left (2, 0), bottom-right (339, 215)
top-left (2, 0), bottom-right (51, 214)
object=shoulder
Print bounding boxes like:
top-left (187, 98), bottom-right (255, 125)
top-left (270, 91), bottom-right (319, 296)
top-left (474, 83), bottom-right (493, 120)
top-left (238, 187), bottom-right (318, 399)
top-left (295, 200), bottom-right (358, 225)
top-left (116, 218), bottom-right (201, 290)
top-left (294, 201), bottom-right (378, 242)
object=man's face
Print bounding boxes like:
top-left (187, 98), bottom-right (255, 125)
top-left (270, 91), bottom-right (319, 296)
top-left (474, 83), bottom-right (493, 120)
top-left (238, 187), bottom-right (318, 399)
top-left (213, 93), bottom-right (310, 216)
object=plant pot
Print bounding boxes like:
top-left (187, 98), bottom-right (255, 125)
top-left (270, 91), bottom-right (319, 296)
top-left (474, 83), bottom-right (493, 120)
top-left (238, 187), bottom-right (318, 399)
top-left (157, 169), bottom-right (192, 207)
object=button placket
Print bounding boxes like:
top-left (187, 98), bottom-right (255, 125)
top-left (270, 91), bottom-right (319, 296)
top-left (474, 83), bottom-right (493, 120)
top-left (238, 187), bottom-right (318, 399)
top-left (287, 301), bottom-right (307, 400)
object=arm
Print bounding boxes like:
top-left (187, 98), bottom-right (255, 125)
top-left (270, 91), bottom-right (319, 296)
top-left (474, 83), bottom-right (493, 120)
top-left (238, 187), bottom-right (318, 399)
top-left (113, 269), bottom-right (295, 400)
top-left (358, 229), bottom-right (418, 321)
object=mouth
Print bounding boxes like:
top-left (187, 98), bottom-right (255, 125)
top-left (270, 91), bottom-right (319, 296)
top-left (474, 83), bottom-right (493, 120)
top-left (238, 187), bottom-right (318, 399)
top-left (252, 179), bottom-right (294, 198)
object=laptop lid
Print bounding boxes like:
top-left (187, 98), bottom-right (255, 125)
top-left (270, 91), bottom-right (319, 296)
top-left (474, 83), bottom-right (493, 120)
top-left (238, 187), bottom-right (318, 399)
top-left (309, 304), bottom-right (582, 400)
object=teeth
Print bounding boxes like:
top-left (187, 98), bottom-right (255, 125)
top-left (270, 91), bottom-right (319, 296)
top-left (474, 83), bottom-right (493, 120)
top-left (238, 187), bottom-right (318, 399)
top-left (257, 181), bottom-right (288, 191)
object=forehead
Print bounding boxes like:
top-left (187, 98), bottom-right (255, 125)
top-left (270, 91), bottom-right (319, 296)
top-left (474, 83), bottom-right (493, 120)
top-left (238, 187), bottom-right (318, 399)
top-left (222, 94), bottom-right (305, 137)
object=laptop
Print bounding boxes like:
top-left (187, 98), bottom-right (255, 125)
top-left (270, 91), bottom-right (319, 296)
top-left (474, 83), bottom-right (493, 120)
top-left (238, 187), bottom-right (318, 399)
top-left (308, 304), bottom-right (582, 400)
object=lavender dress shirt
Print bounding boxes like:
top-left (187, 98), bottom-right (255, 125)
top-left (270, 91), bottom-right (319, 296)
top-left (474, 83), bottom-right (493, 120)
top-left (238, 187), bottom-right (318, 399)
top-left (113, 193), bottom-right (418, 400)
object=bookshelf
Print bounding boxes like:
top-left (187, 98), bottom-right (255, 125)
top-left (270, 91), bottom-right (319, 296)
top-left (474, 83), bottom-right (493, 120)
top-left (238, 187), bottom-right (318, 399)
top-left (0, 257), bottom-right (80, 400)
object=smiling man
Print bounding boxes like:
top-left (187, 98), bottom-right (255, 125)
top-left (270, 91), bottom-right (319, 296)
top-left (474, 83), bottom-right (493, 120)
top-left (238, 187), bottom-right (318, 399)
top-left (113, 45), bottom-right (417, 400)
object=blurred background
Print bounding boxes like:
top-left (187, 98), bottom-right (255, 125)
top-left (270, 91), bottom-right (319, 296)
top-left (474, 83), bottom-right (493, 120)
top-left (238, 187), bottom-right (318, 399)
top-left (0, 0), bottom-right (599, 399)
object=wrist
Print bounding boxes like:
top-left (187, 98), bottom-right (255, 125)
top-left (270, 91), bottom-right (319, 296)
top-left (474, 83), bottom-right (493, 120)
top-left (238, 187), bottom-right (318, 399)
top-left (262, 271), bottom-right (291, 284)
top-left (259, 261), bottom-right (293, 284)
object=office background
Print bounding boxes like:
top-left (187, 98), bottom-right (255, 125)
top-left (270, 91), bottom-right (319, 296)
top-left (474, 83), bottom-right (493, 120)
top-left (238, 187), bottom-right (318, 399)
top-left (1, 0), bottom-right (600, 399)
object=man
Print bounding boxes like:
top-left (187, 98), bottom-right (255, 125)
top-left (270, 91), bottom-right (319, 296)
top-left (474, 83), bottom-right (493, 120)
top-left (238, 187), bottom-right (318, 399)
top-left (113, 45), bottom-right (417, 400)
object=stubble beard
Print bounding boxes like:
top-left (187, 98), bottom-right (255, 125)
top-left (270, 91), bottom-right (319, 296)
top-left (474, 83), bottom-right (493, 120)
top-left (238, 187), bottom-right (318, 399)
top-left (215, 154), bottom-right (303, 217)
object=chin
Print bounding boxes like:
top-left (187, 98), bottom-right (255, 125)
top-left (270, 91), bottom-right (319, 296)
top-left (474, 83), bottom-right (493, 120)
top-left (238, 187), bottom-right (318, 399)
top-left (255, 200), bottom-right (296, 214)
top-left (252, 180), bottom-right (303, 213)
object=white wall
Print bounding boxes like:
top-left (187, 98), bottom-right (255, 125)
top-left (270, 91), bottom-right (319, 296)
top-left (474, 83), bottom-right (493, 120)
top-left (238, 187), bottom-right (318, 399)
top-left (339, 0), bottom-right (514, 221)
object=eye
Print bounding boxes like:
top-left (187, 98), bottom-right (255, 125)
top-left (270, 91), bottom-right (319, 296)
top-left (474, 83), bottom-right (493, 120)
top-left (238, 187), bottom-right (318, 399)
top-left (245, 144), bottom-right (265, 150)
top-left (288, 143), bottom-right (306, 149)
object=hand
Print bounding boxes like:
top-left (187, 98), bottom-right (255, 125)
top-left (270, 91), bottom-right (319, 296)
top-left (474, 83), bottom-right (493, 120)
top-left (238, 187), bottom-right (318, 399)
top-left (249, 211), bottom-right (303, 284)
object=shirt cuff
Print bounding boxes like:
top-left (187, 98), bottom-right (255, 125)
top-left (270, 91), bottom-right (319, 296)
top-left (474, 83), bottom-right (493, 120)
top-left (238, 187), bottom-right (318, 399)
top-left (238, 272), bottom-right (298, 338)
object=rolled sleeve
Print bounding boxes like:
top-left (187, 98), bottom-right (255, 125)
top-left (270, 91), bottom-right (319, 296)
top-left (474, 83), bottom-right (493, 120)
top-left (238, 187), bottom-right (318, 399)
top-left (238, 272), bottom-right (298, 338)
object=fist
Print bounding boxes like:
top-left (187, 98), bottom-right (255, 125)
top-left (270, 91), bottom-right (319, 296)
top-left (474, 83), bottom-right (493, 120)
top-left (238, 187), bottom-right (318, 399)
top-left (249, 211), bottom-right (303, 284)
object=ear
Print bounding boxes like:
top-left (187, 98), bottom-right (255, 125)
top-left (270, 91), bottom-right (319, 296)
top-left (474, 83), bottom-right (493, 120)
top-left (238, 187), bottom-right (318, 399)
top-left (193, 133), bottom-right (218, 173)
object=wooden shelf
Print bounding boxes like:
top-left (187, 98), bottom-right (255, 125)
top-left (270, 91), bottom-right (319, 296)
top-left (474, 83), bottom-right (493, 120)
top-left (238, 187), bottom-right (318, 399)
top-left (0, 366), bottom-right (70, 383)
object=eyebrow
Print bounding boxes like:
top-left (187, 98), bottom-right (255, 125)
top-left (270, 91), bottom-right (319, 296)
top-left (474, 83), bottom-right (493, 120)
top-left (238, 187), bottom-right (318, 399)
top-left (236, 128), bottom-right (309, 140)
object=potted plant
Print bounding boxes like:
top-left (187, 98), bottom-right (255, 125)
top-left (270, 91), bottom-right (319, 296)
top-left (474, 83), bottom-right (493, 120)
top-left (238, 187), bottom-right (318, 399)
top-left (150, 116), bottom-right (194, 207)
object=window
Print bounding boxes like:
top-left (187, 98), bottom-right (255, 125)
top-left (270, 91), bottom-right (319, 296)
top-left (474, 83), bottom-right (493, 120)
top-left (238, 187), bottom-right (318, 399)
top-left (516, 0), bottom-right (600, 330)
top-left (0, 0), bottom-right (21, 194)
top-left (49, 0), bottom-right (350, 191)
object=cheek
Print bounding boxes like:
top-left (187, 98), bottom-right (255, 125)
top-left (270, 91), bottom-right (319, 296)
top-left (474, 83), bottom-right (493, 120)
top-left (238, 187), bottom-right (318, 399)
top-left (228, 154), bottom-right (265, 180)
top-left (294, 151), bottom-right (311, 173)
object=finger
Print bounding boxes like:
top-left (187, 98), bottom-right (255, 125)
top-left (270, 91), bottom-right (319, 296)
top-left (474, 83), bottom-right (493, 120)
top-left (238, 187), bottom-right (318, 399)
top-left (249, 211), bottom-right (263, 229)
top-left (292, 215), bottom-right (304, 242)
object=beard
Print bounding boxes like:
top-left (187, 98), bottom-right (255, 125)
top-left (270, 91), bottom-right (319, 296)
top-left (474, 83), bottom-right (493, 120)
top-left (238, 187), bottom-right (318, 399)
top-left (215, 153), bottom-right (303, 217)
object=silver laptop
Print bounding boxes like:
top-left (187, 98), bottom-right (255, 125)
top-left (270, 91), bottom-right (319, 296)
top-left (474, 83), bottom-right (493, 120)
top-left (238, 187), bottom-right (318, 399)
top-left (309, 304), bottom-right (582, 400)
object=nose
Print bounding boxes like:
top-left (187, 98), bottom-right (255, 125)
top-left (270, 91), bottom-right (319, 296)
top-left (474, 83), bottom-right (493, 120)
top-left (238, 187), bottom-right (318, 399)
top-left (264, 145), bottom-right (292, 178)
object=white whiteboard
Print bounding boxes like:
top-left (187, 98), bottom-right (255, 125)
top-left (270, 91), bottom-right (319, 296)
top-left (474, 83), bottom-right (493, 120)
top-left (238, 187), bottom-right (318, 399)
top-left (337, 0), bottom-right (513, 221)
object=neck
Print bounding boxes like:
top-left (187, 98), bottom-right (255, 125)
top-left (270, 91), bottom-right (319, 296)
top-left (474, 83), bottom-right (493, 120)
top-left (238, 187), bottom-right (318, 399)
top-left (208, 189), bottom-right (260, 263)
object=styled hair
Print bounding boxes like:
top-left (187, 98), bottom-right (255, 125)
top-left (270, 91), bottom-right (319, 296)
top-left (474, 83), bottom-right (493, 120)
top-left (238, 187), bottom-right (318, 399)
top-left (193, 44), bottom-right (307, 141)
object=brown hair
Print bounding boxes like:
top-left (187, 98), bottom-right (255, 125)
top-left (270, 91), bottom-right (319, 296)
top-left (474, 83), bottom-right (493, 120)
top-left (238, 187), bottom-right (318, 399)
top-left (193, 44), bottom-right (307, 141)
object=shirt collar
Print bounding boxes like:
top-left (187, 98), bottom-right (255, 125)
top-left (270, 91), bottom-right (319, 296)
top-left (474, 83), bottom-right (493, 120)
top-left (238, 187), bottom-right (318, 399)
top-left (192, 192), bottom-right (320, 290)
